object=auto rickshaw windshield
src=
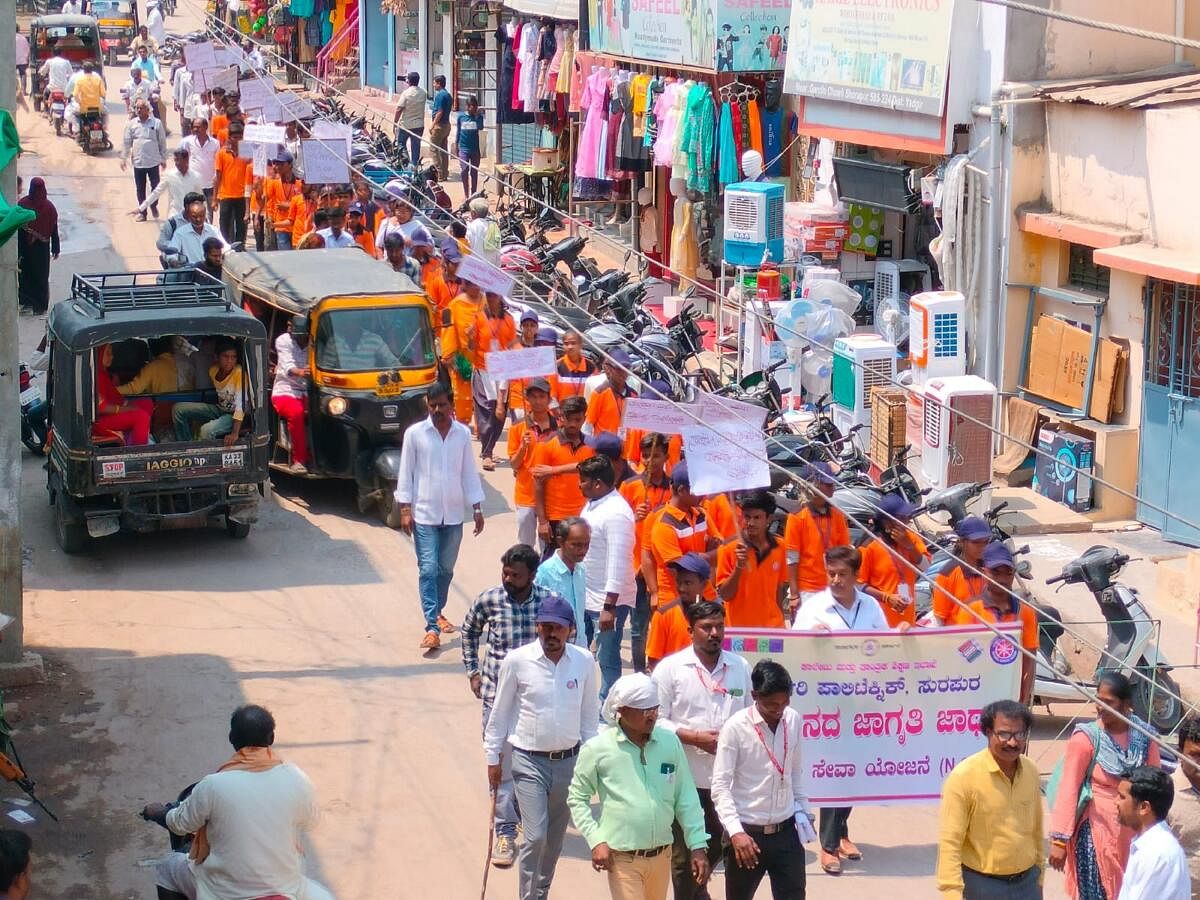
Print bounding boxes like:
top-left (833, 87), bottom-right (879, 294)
top-left (314, 307), bottom-right (435, 373)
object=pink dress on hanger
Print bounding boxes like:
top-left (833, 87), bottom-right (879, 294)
top-left (653, 82), bottom-right (682, 169)
top-left (575, 68), bottom-right (610, 180)
top-left (511, 23), bottom-right (525, 112)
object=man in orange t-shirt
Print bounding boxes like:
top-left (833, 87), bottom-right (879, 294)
top-left (716, 490), bottom-right (789, 628)
top-left (620, 431), bottom-right (673, 672)
top-left (951, 543), bottom-right (1037, 703)
top-left (645, 462), bottom-right (718, 609)
top-left (441, 281), bottom-right (484, 425)
top-left (506, 377), bottom-right (556, 547)
top-left (212, 123), bottom-right (251, 245)
top-left (531, 395), bottom-right (595, 556)
top-left (586, 349), bottom-right (639, 459)
top-left (259, 150), bottom-right (303, 251)
top-left (784, 460), bottom-right (852, 616)
top-left (930, 516), bottom-right (990, 625)
top-left (347, 203), bottom-right (376, 255)
top-left (425, 241), bottom-right (462, 319)
top-left (858, 493), bottom-right (929, 628)
top-left (472, 293), bottom-right (518, 469)
top-left (646, 552), bottom-right (710, 670)
top-left (554, 329), bottom-right (595, 403)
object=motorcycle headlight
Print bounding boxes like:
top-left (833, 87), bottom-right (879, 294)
top-left (327, 396), bottom-right (348, 416)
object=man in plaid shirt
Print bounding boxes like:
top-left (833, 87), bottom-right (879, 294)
top-left (463, 543), bottom-right (567, 869)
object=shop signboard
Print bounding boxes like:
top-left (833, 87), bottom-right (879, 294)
top-left (713, 0), bottom-right (790, 72)
top-left (782, 0), bottom-right (956, 117)
top-left (584, 0), bottom-right (716, 67)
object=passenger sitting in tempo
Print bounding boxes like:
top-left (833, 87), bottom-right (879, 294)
top-left (116, 336), bottom-right (181, 396)
top-left (94, 345), bottom-right (151, 446)
top-left (171, 338), bottom-right (246, 445)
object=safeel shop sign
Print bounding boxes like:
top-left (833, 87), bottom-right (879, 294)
top-left (783, 0), bottom-right (956, 116)
top-left (585, 0), bottom-right (790, 71)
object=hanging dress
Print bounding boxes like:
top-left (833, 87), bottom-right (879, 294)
top-left (574, 68), bottom-right (610, 180)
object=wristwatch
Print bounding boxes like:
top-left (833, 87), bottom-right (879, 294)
top-left (602, 603), bottom-right (616, 612)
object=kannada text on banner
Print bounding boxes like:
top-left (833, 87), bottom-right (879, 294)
top-left (726, 624), bottom-right (1022, 805)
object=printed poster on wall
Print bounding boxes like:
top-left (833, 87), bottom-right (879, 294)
top-left (584, 0), bottom-right (716, 67)
top-left (714, 0), bottom-right (790, 72)
top-left (728, 623), bottom-right (1021, 805)
top-left (783, 0), bottom-right (956, 116)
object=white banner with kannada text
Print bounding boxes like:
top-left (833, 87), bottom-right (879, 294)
top-left (727, 624), bottom-right (1022, 805)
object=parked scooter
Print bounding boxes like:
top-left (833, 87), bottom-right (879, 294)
top-left (19, 364), bottom-right (48, 455)
top-left (1033, 545), bottom-right (1182, 732)
top-left (832, 443), bottom-right (927, 544)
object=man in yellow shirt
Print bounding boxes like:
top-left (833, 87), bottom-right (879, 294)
top-left (116, 336), bottom-right (181, 396)
top-left (72, 61), bottom-right (106, 114)
top-left (936, 700), bottom-right (1043, 899)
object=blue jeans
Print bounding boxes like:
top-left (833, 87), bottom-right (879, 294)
top-left (172, 403), bottom-right (233, 441)
top-left (585, 605), bottom-right (631, 702)
top-left (630, 576), bottom-right (651, 673)
top-left (414, 523), bottom-right (463, 633)
top-left (482, 700), bottom-right (519, 840)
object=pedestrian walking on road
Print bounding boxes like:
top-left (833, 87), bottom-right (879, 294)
top-left (463, 544), bottom-right (563, 869)
top-left (1167, 715), bottom-right (1200, 891)
top-left (428, 74), bottom-right (453, 181)
top-left (531, 396), bottom-right (595, 558)
top-left (121, 100), bottom-right (168, 221)
top-left (533, 517), bottom-right (590, 644)
top-left (936, 699), bottom-right (1044, 899)
top-left (393, 382), bottom-right (485, 650)
top-left (16, 178), bottom-right (60, 316)
top-left (782, 460), bottom-right (850, 617)
top-left (716, 490), bottom-right (789, 628)
top-left (454, 95), bottom-right (484, 194)
top-left (213, 123), bottom-right (252, 244)
top-left (578, 453), bottom-right (637, 699)
top-left (711, 659), bottom-right (817, 900)
top-left (1117, 765), bottom-right (1190, 900)
top-left (509, 377), bottom-right (558, 546)
top-left (652, 600), bottom-right (751, 899)
top-left (483, 594), bottom-right (600, 900)
top-left (1048, 672), bottom-right (1161, 900)
top-left (133, 146), bottom-right (205, 220)
top-left (568, 672), bottom-right (712, 900)
top-left (394, 71), bottom-right (428, 168)
top-left (15, 26), bottom-right (30, 96)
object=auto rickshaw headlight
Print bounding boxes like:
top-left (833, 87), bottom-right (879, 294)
top-left (327, 396), bottom-right (349, 416)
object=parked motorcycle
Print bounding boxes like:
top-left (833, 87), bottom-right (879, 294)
top-left (19, 364), bottom-right (48, 456)
top-left (1034, 545), bottom-right (1182, 732)
top-left (832, 442), bottom-right (927, 544)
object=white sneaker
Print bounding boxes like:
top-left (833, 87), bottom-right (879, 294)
top-left (491, 834), bottom-right (515, 868)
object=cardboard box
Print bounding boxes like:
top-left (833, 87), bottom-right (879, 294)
top-left (1032, 426), bottom-right (1094, 511)
top-left (1024, 315), bottom-right (1128, 423)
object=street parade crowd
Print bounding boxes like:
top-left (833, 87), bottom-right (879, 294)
top-left (13, 18), bottom-right (1200, 900)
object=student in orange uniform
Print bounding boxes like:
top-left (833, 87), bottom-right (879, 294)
top-left (952, 543), bottom-right (1038, 702)
top-left (531, 395), bottom-right (594, 557)
top-left (472, 292), bottom-right (518, 470)
top-left (441, 277), bottom-right (485, 425)
top-left (784, 460), bottom-right (851, 616)
top-left (259, 149), bottom-right (303, 250)
top-left (212, 122), bottom-right (251, 245)
top-left (645, 552), bottom-right (710, 670)
top-left (620, 432), bottom-right (672, 672)
top-left (409, 232), bottom-right (442, 290)
top-left (425, 240), bottom-right (462, 317)
top-left (288, 183), bottom-right (321, 250)
top-left (586, 349), bottom-right (638, 459)
top-left (507, 377), bottom-right (556, 547)
top-left (346, 202), bottom-right (376, 255)
top-left (930, 516), bottom-right (990, 625)
top-left (858, 493), bottom-right (930, 628)
top-left (702, 492), bottom-right (739, 544)
top-left (716, 490), bottom-right (789, 627)
top-left (503, 310), bottom-right (542, 424)
top-left (554, 329), bottom-right (595, 403)
top-left (623, 379), bottom-right (685, 473)
top-left (645, 462), bottom-right (718, 609)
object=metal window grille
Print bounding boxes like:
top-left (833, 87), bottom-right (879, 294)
top-left (1068, 243), bottom-right (1111, 294)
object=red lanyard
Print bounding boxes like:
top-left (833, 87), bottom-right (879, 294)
top-left (811, 508), bottom-right (833, 549)
top-left (693, 664), bottom-right (728, 695)
top-left (753, 721), bottom-right (787, 780)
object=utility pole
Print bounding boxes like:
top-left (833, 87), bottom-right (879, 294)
top-left (0, 16), bottom-right (24, 664)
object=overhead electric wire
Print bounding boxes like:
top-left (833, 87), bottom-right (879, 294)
top-left (187, 8), bottom-right (1200, 756)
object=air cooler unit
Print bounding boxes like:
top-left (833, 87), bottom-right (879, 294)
top-left (724, 182), bottom-right (785, 266)
top-left (830, 334), bottom-right (897, 440)
top-left (921, 375), bottom-right (997, 489)
top-left (910, 290), bottom-right (966, 381)
top-left (873, 259), bottom-right (933, 304)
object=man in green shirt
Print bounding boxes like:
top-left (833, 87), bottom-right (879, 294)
top-left (567, 672), bottom-right (711, 900)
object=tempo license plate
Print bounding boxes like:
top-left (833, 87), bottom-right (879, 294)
top-left (375, 381), bottom-right (403, 397)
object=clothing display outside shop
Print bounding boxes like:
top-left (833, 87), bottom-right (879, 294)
top-left (496, 19), bottom-right (576, 133)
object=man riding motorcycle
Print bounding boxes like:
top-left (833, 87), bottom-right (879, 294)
top-left (69, 61), bottom-right (107, 140)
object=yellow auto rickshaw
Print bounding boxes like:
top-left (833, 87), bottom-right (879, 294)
top-left (90, 0), bottom-right (137, 66)
top-left (222, 249), bottom-right (441, 523)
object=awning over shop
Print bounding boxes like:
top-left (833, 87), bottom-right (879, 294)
top-left (501, 0), bottom-right (575, 20)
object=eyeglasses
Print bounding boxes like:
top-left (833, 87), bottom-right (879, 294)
top-left (992, 730), bottom-right (1029, 743)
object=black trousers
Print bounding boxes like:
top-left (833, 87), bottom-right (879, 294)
top-left (134, 165), bottom-right (160, 212)
top-left (218, 197), bottom-right (247, 244)
top-left (671, 788), bottom-right (723, 900)
top-left (724, 819), bottom-right (806, 900)
top-left (819, 806), bottom-right (852, 853)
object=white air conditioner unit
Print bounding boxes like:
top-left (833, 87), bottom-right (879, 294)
top-left (874, 259), bottom-right (933, 304)
top-left (910, 290), bottom-right (966, 381)
top-left (831, 333), bottom-right (897, 440)
top-left (724, 182), bottom-right (785, 266)
top-left (922, 375), bottom-right (997, 489)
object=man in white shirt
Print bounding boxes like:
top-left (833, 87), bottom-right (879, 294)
top-left (271, 314), bottom-right (311, 474)
top-left (134, 146), bottom-right (205, 219)
top-left (61, 0), bottom-right (83, 14)
top-left (484, 596), bottom-right (600, 900)
top-left (38, 46), bottom-right (74, 101)
top-left (316, 206), bottom-right (357, 249)
top-left (711, 659), bottom-right (817, 900)
top-left (168, 199), bottom-right (228, 264)
top-left (146, 1), bottom-right (167, 45)
top-left (653, 600), bottom-right (751, 900)
top-left (466, 196), bottom-right (501, 266)
top-left (15, 26), bottom-right (31, 95)
top-left (1118, 765), bottom-right (1192, 900)
top-left (578, 453), bottom-right (637, 700)
top-left (392, 71), bottom-right (428, 168)
top-left (143, 705), bottom-right (334, 900)
top-left (172, 63), bottom-right (193, 134)
top-left (791, 544), bottom-right (906, 875)
top-left (394, 383), bottom-right (486, 649)
top-left (180, 117), bottom-right (219, 210)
